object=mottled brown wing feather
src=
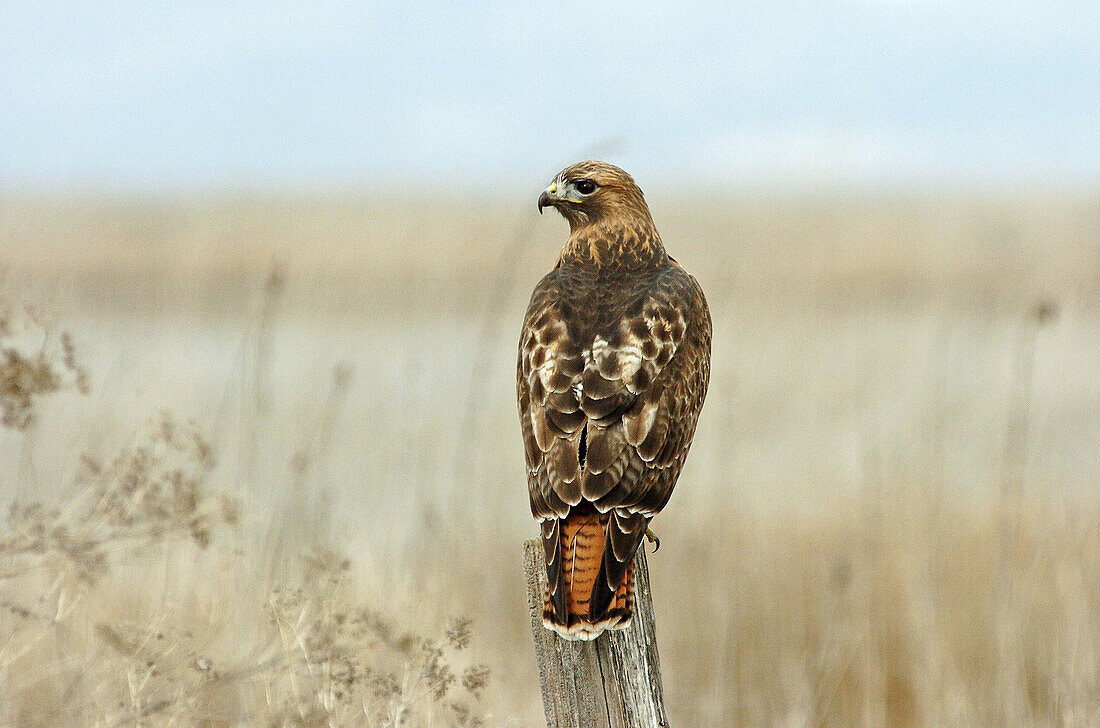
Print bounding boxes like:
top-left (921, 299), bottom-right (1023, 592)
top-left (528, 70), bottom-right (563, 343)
top-left (582, 266), bottom-right (710, 514)
top-left (518, 277), bottom-right (586, 521)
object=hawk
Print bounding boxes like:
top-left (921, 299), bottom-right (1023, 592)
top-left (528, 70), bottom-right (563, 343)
top-left (518, 161), bottom-right (711, 640)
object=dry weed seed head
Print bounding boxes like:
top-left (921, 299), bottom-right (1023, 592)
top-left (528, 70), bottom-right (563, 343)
top-left (2, 413), bottom-right (237, 584)
top-left (445, 617), bottom-right (473, 650)
top-left (80, 413), bottom-right (234, 551)
top-left (1033, 297), bottom-right (1059, 327)
top-left (265, 552), bottom-right (490, 727)
top-left (0, 303), bottom-right (88, 430)
top-left (0, 295), bottom-right (490, 727)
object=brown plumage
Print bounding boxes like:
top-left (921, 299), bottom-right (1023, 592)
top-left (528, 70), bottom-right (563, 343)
top-left (518, 161), bottom-right (712, 640)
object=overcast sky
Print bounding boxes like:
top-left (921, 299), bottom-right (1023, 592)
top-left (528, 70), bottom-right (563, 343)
top-left (2, 1), bottom-right (1097, 190)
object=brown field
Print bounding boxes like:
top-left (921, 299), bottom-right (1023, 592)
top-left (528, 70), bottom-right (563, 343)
top-left (2, 190), bottom-right (1100, 726)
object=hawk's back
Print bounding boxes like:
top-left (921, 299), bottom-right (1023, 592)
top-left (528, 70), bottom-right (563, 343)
top-left (519, 161), bottom-right (711, 639)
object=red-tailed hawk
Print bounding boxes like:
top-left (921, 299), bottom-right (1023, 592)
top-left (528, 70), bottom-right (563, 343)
top-left (518, 161), bottom-right (711, 640)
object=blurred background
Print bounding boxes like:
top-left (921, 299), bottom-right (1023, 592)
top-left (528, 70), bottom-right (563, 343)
top-left (2, 3), bottom-right (1099, 726)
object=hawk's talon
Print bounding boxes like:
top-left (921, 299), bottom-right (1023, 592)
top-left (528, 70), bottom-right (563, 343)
top-left (645, 527), bottom-right (661, 552)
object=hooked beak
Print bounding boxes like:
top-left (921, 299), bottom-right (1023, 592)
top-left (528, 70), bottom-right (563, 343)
top-left (537, 182), bottom-right (559, 214)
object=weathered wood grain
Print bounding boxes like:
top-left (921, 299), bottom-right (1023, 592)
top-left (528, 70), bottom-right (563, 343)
top-left (523, 538), bottom-right (671, 728)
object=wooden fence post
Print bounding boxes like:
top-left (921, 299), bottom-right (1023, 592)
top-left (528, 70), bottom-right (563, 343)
top-left (523, 539), bottom-right (671, 728)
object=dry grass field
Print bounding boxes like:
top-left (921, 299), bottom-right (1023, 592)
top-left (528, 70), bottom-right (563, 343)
top-left (2, 190), bottom-right (1100, 726)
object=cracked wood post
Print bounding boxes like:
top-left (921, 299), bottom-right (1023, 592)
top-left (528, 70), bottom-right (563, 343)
top-left (524, 538), bottom-right (671, 728)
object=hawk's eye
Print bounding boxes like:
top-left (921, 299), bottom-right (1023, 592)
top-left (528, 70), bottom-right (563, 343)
top-left (574, 179), bottom-right (596, 195)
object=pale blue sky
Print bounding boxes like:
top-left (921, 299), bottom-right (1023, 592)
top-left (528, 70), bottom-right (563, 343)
top-left (2, 1), bottom-right (1097, 189)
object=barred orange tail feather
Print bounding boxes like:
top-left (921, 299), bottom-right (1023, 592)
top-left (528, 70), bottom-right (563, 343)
top-left (541, 506), bottom-right (635, 641)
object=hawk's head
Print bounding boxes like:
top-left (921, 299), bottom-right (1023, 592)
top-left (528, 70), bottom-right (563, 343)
top-left (538, 161), bottom-right (652, 230)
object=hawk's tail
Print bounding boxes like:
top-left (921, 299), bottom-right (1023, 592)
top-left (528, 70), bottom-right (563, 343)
top-left (541, 505), bottom-right (636, 641)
